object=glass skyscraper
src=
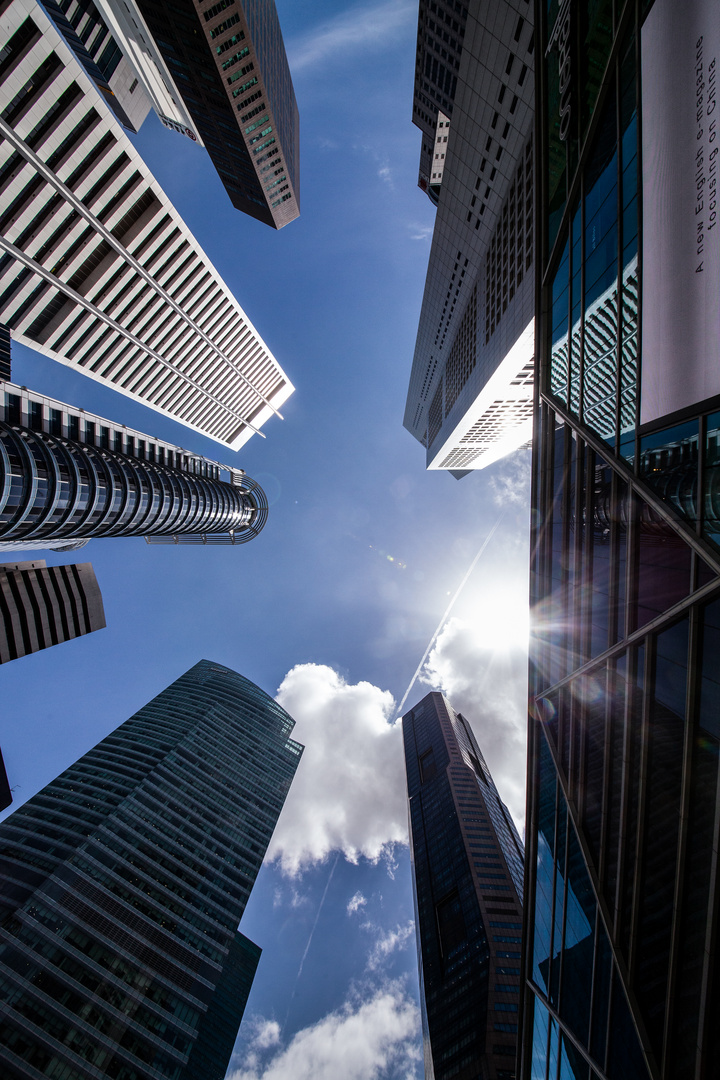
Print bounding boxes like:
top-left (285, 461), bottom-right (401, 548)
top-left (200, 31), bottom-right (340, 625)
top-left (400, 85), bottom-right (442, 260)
top-left (521, 1), bottom-right (720, 1078)
top-left (0, 660), bottom-right (303, 1078)
top-left (403, 692), bottom-right (524, 1080)
top-left (0, 381), bottom-right (268, 549)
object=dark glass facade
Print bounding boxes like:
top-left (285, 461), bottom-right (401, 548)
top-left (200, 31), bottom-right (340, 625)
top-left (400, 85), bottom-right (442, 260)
top-left (521, 2), bottom-right (720, 1079)
top-left (134, 0), bottom-right (299, 228)
top-left (403, 692), bottom-right (524, 1080)
top-left (0, 660), bottom-right (303, 1079)
top-left (0, 748), bottom-right (11, 812)
top-left (0, 421), bottom-right (268, 546)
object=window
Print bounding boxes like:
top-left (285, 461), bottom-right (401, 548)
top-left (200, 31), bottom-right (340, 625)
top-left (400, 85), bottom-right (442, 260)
top-left (436, 892), bottom-right (466, 956)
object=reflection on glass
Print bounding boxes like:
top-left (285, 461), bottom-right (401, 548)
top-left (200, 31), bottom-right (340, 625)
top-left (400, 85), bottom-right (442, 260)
top-left (548, 1014), bottom-right (560, 1080)
top-left (570, 205), bottom-right (582, 416)
top-left (704, 411), bottom-right (720, 551)
top-left (699, 597), bottom-right (720, 738)
top-left (559, 825), bottom-right (595, 1046)
top-left (672, 598), bottom-right (720, 1075)
top-left (550, 241), bottom-right (570, 405)
top-left (560, 1032), bottom-right (589, 1080)
top-left (533, 738), bottom-right (556, 994)
top-left (590, 921), bottom-right (612, 1067)
top-left (531, 996), bottom-right (550, 1080)
top-left (589, 458), bottom-right (613, 656)
top-left (634, 619), bottom-right (688, 1059)
top-left (606, 968), bottom-right (651, 1080)
top-left (550, 806), bottom-right (567, 1009)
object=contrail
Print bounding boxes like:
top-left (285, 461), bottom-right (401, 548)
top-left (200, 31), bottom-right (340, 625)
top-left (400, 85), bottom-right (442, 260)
top-left (395, 510), bottom-right (506, 718)
top-left (283, 852), bottom-right (340, 1029)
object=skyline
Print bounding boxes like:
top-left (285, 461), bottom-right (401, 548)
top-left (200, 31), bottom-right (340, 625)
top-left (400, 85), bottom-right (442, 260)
top-left (0, 2), bottom-right (531, 1077)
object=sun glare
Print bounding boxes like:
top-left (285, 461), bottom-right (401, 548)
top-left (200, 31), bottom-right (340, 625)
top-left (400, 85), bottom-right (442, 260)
top-left (466, 587), bottom-right (530, 653)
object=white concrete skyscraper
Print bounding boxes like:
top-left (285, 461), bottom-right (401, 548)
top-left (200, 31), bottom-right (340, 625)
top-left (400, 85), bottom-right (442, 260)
top-left (0, 0), bottom-right (293, 450)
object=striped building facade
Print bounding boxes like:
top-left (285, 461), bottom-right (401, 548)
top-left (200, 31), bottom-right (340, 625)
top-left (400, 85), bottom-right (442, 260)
top-left (0, 558), bottom-right (105, 663)
top-left (0, 0), bottom-right (293, 450)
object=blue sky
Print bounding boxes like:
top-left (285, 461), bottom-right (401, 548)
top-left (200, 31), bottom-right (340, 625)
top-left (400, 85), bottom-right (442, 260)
top-left (1, 2), bottom-right (531, 1076)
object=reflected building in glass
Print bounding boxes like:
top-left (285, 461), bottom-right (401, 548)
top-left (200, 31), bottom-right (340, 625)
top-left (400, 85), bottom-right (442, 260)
top-left (403, 692), bottom-right (524, 1080)
top-left (521, 1), bottom-right (720, 1079)
top-left (0, 660), bottom-right (303, 1078)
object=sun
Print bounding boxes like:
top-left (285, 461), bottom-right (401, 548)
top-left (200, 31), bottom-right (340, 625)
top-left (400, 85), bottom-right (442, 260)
top-left (465, 585), bottom-right (530, 653)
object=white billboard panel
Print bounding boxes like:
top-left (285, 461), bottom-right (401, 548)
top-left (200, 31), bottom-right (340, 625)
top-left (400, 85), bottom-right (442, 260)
top-left (641, 0), bottom-right (720, 426)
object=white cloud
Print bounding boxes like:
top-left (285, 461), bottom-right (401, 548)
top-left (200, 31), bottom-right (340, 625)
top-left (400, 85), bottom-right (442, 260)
top-left (287, 1), bottom-right (416, 73)
top-left (366, 922), bottom-right (415, 972)
top-left (407, 223), bottom-right (433, 242)
top-left (250, 1020), bottom-right (281, 1051)
top-left (228, 984), bottom-right (420, 1080)
top-left (347, 891), bottom-right (368, 916)
top-left (270, 665), bottom-right (407, 875)
top-left (420, 617), bottom-right (528, 831)
top-left (488, 448), bottom-right (532, 508)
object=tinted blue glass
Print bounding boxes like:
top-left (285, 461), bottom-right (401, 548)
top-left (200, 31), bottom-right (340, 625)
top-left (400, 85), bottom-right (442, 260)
top-left (559, 823), bottom-right (595, 1046)
top-left (634, 618), bottom-right (688, 1057)
top-left (531, 996), bottom-right (550, 1080)
top-left (560, 1032), bottom-right (589, 1079)
top-left (654, 617), bottom-right (689, 717)
top-left (699, 596), bottom-right (720, 738)
top-left (671, 605), bottom-right (720, 1078)
top-left (549, 807), bottom-right (566, 1008)
top-left (548, 1014), bottom-right (560, 1080)
top-left (703, 413), bottom-right (720, 550)
top-left (589, 920), bottom-right (612, 1066)
top-left (550, 240), bottom-right (570, 403)
top-left (582, 81), bottom-right (619, 444)
top-left (606, 968), bottom-right (651, 1080)
top-left (533, 737), bottom-right (557, 993)
top-left (589, 457), bottom-right (613, 656)
top-left (569, 205), bottom-right (582, 416)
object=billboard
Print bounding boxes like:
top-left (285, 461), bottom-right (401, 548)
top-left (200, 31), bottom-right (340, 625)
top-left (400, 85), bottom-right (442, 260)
top-left (641, 0), bottom-right (720, 426)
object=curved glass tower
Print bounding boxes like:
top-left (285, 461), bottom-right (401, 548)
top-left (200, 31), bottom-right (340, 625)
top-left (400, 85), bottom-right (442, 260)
top-left (0, 660), bottom-right (303, 1079)
top-left (0, 385), bottom-right (268, 548)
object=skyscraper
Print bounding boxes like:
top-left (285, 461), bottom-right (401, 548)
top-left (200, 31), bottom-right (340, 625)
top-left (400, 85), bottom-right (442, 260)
top-left (404, 0), bottom-right (535, 476)
top-left (0, 749), bottom-right (12, 812)
top-left (0, 558), bottom-right (105, 662)
top-left (520, 1), bottom-right (720, 1078)
top-left (127, 0), bottom-right (300, 229)
top-left (0, 660), bottom-right (304, 1079)
top-left (0, 0), bottom-right (293, 450)
top-left (403, 691), bottom-right (524, 1080)
top-left (37, 0), bottom-right (300, 228)
top-left (0, 380), bottom-right (268, 549)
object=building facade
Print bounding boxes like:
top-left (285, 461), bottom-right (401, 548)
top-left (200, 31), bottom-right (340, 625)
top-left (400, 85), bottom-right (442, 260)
top-left (43, 0), bottom-right (201, 139)
top-left (0, 659), bottom-right (303, 1079)
top-left (0, 558), bottom-right (105, 662)
top-left (0, 0), bottom-right (293, 450)
top-left (520, 1), bottom-right (720, 1079)
top-left (130, 0), bottom-right (300, 229)
top-left (403, 692), bottom-right (524, 1080)
top-left (405, 0), bottom-right (536, 475)
top-left (0, 380), bottom-right (268, 549)
top-left (0, 749), bottom-right (12, 812)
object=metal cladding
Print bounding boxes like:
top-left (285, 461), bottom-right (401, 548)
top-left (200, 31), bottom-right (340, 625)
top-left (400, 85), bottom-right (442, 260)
top-left (0, 421), bottom-right (268, 545)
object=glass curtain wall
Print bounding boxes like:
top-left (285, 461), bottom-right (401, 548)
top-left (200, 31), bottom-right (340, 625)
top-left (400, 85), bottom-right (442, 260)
top-left (521, 2), bottom-right (720, 1079)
